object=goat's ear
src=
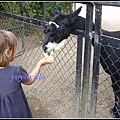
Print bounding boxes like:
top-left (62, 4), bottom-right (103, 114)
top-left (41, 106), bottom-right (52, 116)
top-left (45, 23), bottom-right (49, 28)
top-left (43, 23), bottom-right (49, 33)
top-left (68, 6), bottom-right (82, 24)
top-left (69, 6), bottom-right (82, 18)
top-left (54, 6), bottom-right (62, 16)
top-left (41, 22), bottom-right (48, 28)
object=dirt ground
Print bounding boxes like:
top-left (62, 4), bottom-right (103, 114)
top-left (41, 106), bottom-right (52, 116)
top-left (25, 91), bottom-right (58, 118)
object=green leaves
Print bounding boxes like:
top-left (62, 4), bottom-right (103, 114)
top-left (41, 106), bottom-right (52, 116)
top-left (0, 2), bottom-right (73, 21)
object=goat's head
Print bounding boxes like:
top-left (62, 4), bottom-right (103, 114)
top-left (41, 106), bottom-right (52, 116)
top-left (42, 6), bottom-right (82, 54)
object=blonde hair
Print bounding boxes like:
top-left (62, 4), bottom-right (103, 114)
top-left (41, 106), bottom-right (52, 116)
top-left (0, 30), bottom-right (17, 67)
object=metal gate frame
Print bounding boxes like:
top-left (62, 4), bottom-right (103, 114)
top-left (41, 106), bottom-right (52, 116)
top-left (74, 2), bottom-right (120, 118)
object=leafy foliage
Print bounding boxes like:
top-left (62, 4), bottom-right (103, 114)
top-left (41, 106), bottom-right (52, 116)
top-left (0, 2), bottom-right (74, 21)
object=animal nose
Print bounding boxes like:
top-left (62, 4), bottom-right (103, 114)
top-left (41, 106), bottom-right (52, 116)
top-left (43, 45), bottom-right (47, 52)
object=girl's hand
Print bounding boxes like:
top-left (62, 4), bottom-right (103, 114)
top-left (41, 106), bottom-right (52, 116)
top-left (39, 58), bottom-right (52, 66)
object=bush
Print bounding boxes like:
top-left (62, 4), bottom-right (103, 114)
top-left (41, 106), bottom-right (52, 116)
top-left (0, 2), bottom-right (74, 21)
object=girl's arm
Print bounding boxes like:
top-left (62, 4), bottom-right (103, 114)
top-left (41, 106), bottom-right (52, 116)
top-left (23, 58), bottom-right (51, 85)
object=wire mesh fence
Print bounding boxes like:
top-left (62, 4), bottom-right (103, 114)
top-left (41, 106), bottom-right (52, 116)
top-left (0, 11), bottom-right (79, 118)
top-left (0, 2), bottom-right (120, 118)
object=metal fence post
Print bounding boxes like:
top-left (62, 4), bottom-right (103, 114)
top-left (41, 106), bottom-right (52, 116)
top-left (19, 2), bottom-right (25, 53)
top-left (75, 35), bottom-right (83, 118)
top-left (90, 4), bottom-right (102, 118)
top-left (43, 2), bottom-right (46, 21)
top-left (81, 3), bottom-right (94, 118)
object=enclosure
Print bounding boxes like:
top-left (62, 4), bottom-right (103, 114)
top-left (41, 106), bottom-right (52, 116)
top-left (0, 1), bottom-right (120, 118)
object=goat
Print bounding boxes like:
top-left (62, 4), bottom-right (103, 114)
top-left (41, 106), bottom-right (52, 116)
top-left (42, 6), bottom-right (120, 118)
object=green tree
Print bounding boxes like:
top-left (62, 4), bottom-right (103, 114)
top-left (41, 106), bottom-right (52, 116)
top-left (0, 2), bottom-right (74, 21)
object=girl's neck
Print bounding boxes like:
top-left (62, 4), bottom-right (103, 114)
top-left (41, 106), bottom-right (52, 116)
top-left (0, 66), bottom-right (5, 68)
top-left (0, 65), bottom-right (10, 69)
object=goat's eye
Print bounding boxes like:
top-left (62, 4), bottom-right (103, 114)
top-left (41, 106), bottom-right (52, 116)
top-left (51, 33), bottom-right (54, 37)
top-left (44, 29), bottom-right (46, 33)
top-left (47, 29), bottom-right (52, 33)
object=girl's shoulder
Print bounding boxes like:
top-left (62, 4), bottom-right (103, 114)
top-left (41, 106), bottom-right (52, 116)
top-left (7, 65), bottom-right (25, 69)
top-left (9, 66), bottom-right (27, 73)
top-left (3, 65), bottom-right (24, 71)
top-left (0, 65), bottom-right (27, 74)
top-left (9, 65), bottom-right (23, 69)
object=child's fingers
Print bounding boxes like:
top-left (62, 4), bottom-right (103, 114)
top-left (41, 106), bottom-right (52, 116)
top-left (45, 56), bottom-right (54, 63)
top-left (42, 58), bottom-right (52, 64)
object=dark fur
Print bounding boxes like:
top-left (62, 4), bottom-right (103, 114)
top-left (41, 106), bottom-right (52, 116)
top-left (43, 6), bottom-right (120, 118)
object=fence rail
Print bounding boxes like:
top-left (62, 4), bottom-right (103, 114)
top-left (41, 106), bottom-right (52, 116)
top-left (0, 11), bottom-right (48, 26)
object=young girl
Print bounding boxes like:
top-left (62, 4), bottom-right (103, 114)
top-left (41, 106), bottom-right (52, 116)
top-left (0, 30), bottom-right (51, 118)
